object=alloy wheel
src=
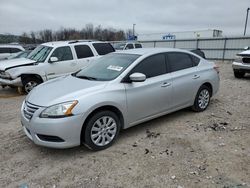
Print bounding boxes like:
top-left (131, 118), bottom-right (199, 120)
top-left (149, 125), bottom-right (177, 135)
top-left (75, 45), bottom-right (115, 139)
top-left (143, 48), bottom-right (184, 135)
top-left (90, 116), bottom-right (117, 146)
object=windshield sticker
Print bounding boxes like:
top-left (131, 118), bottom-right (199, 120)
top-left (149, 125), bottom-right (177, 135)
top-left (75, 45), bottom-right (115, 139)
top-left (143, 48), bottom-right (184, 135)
top-left (107, 65), bottom-right (123, 72)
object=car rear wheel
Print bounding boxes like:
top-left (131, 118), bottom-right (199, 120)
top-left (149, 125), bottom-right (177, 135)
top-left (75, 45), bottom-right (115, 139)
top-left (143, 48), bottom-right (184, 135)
top-left (83, 111), bottom-right (121, 151)
top-left (192, 85), bottom-right (211, 112)
top-left (22, 77), bottom-right (42, 93)
top-left (233, 70), bottom-right (245, 78)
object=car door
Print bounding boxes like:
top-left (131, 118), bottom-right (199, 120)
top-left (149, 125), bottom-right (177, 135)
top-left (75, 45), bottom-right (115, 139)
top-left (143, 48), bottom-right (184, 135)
top-left (124, 54), bottom-right (173, 125)
top-left (74, 45), bottom-right (97, 71)
top-left (46, 46), bottom-right (75, 79)
top-left (166, 52), bottom-right (201, 108)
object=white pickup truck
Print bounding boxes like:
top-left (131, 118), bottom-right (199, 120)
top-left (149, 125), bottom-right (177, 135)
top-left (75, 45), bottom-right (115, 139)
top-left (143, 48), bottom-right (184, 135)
top-left (0, 40), bottom-right (115, 93)
top-left (232, 49), bottom-right (250, 78)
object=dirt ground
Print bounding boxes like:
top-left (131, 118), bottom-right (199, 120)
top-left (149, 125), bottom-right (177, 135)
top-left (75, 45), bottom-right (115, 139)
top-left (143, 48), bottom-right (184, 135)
top-left (0, 61), bottom-right (249, 188)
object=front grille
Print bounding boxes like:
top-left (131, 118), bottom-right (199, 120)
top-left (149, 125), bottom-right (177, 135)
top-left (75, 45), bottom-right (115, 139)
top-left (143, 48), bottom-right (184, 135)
top-left (23, 102), bottom-right (39, 120)
top-left (242, 57), bottom-right (250, 64)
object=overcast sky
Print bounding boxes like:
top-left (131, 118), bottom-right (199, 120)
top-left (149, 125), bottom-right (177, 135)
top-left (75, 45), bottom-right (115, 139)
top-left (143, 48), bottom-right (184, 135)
top-left (0, 0), bottom-right (249, 36)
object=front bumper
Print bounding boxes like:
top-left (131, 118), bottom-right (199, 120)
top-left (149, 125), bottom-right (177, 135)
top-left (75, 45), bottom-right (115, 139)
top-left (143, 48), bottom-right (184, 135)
top-left (232, 62), bottom-right (250, 72)
top-left (21, 102), bottom-right (84, 149)
top-left (0, 77), bottom-right (22, 86)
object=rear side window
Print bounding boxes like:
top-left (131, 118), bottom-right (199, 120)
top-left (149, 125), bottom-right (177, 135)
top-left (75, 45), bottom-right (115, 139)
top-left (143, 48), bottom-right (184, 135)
top-left (130, 54), bottom-right (167, 78)
top-left (167, 52), bottom-right (194, 72)
top-left (190, 54), bottom-right (200, 66)
top-left (92, 43), bottom-right (115, 55)
top-left (135, 44), bottom-right (142, 48)
top-left (50, 46), bottom-right (73, 62)
top-left (10, 48), bottom-right (22, 53)
top-left (0, 48), bottom-right (10, 53)
top-left (74, 45), bottom-right (94, 59)
top-left (125, 44), bottom-right (134, 49)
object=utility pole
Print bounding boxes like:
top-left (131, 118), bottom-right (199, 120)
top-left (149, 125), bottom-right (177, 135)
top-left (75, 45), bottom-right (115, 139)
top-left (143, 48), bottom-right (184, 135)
top-left (133, 24), bottom-right (136, 39)
top-left (244, 8), bottom-right (250, 36)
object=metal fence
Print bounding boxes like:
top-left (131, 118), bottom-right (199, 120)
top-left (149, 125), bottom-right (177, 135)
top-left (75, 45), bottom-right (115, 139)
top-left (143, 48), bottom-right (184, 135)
top-left (137, 37), bottom-right (250, 60)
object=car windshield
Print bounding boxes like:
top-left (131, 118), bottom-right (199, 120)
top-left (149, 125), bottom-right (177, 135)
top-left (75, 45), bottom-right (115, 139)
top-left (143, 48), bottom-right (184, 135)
top-left (113, 43), bottom-right (126, 50)
top-left (74, 53), bottom-right (140, 81)
top-left (27, 45), bottom-right (53, 62)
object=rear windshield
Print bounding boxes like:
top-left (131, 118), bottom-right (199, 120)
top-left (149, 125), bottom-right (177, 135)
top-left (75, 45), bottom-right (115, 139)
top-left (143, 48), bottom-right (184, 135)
top-left (93, 43), bottom-right (115, 55)
top-left (113, 43), bottom-right (126, 50)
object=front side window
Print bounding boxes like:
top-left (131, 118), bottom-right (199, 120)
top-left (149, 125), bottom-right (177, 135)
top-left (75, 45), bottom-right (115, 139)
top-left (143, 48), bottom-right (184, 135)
top-left (50, 46), bottom-right (73, 62)
top-left (125, 44), bottom-right (134, 49)
top-left (135, 44), bottom-right (142, 48)
top-left (93, 43), bottom-right (115, 55)
top-left (130, 54), bottom-right (167, 78)
top-left (27, 45), bottom-right (53, 62)
top-left (10, 48), bottom-right (22, 53)
top-left (0, 48), bottom-right (10, 53)
top-left (74, 45), bottom-right (94, 59)
top-left (74, 53), bottom-right (140, 81)
top-left (167, 52), bottom-right (194, 72)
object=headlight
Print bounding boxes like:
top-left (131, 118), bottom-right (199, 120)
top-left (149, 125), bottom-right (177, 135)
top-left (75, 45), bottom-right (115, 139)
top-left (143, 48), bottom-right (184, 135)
top-left (234, 55), bottom-right (243, 63)
top-left (0, 71), bottom-right (11, 79)
top-left (40, 100), bottom-right (78, 118)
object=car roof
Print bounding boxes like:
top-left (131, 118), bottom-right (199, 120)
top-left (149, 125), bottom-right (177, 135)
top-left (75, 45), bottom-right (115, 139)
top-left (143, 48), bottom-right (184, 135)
top-left (114, 48), bottom-right (191, 56)
top-left (114, 41), bottom-right (141, 44)
top-left (0, 44), bottom-right (24, 49)
top-left (42, 40), bottom-right (109, 48)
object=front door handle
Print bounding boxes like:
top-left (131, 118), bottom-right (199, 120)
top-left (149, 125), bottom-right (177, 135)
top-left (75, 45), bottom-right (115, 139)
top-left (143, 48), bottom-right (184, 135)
top-left (192, 75), bottom-right (200, 79)
top-left (161, 82), bottom-right (171, 87)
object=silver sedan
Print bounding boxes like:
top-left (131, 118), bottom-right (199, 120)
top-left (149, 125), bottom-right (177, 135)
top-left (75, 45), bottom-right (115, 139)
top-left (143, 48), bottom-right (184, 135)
top-left (21, 48), bottom-right (220, 150)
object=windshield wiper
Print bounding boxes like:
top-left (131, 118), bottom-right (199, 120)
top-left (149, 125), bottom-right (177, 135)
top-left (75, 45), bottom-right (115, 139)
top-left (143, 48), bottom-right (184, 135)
top-left (76, 75), bottom-right (97, 80)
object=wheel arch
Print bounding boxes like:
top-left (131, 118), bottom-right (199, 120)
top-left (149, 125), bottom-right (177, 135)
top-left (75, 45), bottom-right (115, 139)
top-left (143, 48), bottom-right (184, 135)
top-left (201, 82), bottom-right (213, 96)
top-left (20, 74), bottom-right (44, 84)
top-left (80, 105), bottom-right (125, 143)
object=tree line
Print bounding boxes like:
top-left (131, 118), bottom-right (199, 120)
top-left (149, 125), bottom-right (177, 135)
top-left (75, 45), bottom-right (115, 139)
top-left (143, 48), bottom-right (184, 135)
top-left (19, 24), bottom-right (132, 44)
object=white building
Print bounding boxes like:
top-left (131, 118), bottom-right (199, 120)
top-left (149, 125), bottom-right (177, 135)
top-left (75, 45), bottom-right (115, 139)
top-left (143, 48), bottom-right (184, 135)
top-left (137, 29), bottom-right (223, 41)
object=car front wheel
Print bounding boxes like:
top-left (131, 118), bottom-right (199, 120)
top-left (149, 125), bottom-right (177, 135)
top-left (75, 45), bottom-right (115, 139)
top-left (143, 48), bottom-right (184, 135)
top-left (22, 77), bottom-right (42, 93)
top-left (233, 70), bottom-right (245, 78)
top-left (83, 111), bottom-right (121, 151)
top-left (192, 85), bottom-right (211, 112)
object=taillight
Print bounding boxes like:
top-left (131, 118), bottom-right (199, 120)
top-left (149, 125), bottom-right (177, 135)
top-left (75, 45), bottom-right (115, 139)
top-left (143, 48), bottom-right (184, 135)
top-left (213, 64), bottom-right (219, 74)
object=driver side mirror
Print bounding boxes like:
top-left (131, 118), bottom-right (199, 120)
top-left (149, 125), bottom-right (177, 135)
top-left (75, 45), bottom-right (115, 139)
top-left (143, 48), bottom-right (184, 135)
top-left (129, 73), bottom-right (146, 82)
top-left (49, 57), bottom-right (58, 63)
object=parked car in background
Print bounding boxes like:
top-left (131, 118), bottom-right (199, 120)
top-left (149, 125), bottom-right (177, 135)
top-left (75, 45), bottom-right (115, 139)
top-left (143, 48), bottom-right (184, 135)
top-left (113, 42), bottom-right (142, 51)
top-left (21, 48), bottom-right (220, 150)
top-left (0, 40), bottom-right (115, 93)
top-left (0, 44), bottom-right (25, 60)
top-left (6, 50), bottom-right (31, 60)
top-left (190, 49), bottom-right (206, 59)
top-left (232, 49), bottom-right (250, 78)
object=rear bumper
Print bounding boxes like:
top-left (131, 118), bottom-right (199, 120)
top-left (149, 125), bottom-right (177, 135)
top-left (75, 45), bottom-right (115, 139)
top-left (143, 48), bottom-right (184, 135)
top-left (232, 62), bottom-right (250, 72)
top-left (0, 77), bottom-right (22, 86)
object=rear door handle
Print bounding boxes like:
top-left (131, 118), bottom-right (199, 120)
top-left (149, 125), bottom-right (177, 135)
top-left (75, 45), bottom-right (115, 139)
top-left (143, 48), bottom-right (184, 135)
top-left (192, 75), bottom-right (200, 79)
top-left (161, 82), bottom-right (171, 87)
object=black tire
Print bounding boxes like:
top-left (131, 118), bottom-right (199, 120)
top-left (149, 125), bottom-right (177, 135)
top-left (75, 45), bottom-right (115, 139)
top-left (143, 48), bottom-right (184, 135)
top-left (83, 110), bottom-right (121, 151)
top-left (9, 85), bottom-right (16, 89)
top-left (233, 70), bottom-right (245, 78)
top-left (192, 85), bottom-right (211, 112)
top-left (22, 76), bottom-right (42, 93)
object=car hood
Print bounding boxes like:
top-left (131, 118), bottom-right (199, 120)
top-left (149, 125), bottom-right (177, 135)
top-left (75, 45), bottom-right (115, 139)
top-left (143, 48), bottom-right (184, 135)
top-left (0, 58), bottom-right (35, 71)
top-left (238, 50), bottom-right (250, 56)
top-left (26, 75), bottom-right (108, 107)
